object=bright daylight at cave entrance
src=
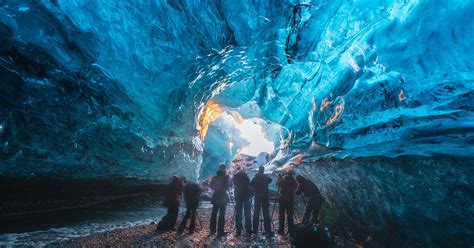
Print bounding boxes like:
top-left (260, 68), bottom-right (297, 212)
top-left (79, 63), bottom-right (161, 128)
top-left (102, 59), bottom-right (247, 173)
top-left (0, 1), bottom-right (473, 247)
top-left (236, 119), bottom-right (275, 156)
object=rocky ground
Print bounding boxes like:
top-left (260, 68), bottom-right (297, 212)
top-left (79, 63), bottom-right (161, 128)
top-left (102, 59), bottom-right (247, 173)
top-left (47, 201), bottom-right (363, 248)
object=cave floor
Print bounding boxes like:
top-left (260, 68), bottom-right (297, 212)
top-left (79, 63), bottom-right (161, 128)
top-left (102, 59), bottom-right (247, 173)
top-left (47, 201), bottom-right (361, 248)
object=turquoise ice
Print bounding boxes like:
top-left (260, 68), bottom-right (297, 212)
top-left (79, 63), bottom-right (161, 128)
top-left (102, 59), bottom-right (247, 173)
top-left (0, 1), bottom-right (473, 246)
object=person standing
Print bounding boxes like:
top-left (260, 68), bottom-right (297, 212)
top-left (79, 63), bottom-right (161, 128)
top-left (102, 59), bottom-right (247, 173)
top-left (296, 175), bottom-right (325, 224)
top-left (210, 164), bottom-right (230, 237)
top-left (277, 171), bottom-right (298, 235)
top-left (157, 176), bottom-right (184, 231)
top-left (232, 167), bottom-right (252, 236)
top-left (178, 181), bottom-right (202, 234)
top-left (251, 166), bottom-right (273, 236)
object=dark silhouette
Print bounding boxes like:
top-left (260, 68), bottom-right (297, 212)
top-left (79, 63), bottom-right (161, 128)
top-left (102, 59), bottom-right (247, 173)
top-left (251, 166), bottom-right (273, 235)
top-left (296, 175), bottom-right (325, 224)
top-left (292, 222), bottom-right (334, 248)
top-left (277, 171), bottom-right (298, 235)
top-left (178, 181), bottom-right (202, 234)
top-left (209, 164), bottom-right (230, 237)
top-left (232, 168), bottom-right (252, 236)
top-left (157, 176), bottom-right (184, 231)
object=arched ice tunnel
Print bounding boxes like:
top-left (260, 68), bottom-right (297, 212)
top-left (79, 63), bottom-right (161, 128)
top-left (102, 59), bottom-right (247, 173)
top-left (0, 0), bottom-right (473, 246)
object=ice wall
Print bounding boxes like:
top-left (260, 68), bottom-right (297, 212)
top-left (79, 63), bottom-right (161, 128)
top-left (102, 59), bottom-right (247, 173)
top-left (302, 155), bottom-right (474, 247)
top-left (0, 0), bottom-right (473, 245)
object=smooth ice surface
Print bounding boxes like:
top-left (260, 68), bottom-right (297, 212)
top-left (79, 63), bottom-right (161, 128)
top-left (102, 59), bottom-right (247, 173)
top-left (1, 0), bottom-right (473, 246)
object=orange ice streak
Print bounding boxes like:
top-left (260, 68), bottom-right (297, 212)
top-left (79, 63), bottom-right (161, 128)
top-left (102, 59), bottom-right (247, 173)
top-left (398, 89), bottom-right (407, 101)
top-left (326, 101), bottom-right (345, 126)
top-left (278, 154), bottom-right (306, 172)
top-left (279, 163), bottom-right (294, 172)
top-left (198, 100), bottom-right (222, 139)
top-left (320, 97), bottom-right (332, 111)
top-left (293, 154), bottom-right (306, 165)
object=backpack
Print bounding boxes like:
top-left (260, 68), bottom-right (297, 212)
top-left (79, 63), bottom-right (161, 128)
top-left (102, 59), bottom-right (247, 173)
top-left (291, 223), bottom-right (334, 248)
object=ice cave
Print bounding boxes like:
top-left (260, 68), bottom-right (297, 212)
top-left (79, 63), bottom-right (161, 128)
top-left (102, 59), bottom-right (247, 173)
top-left (0, 0), bottom-right (473, 247)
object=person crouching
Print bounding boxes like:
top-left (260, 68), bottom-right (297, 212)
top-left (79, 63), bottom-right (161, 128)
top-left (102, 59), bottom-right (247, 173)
top-left (157, 176), bottom-right (184, 231)
top-left (295, 175), bottom-right (325, 224)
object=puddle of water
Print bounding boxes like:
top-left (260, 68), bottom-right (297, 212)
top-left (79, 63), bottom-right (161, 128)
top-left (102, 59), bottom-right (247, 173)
top-left (0, 207), bottom-right (165, 247)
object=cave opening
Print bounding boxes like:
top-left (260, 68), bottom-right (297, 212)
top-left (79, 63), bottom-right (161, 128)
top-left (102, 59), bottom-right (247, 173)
top-left (1, 1), bottom-right (473, 246)
top-left (197, 102), bottom-right (283, 179)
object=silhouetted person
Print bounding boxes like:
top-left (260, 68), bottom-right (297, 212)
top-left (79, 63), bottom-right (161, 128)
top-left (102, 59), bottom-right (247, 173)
top-left (210, 164), bottom-right (230, 237)
top-left (277, 171), bottom-right (298, 235)
top-left (251, 166), bottom-right (273, 236)
top-left (157, 176), bottom-right (184, 231)
top-left (232, 167), bottom-right (252, 236)
top-left (178, 181), bottom-right (202, 234)
top-left (296, 175), bottom-right (325, 224)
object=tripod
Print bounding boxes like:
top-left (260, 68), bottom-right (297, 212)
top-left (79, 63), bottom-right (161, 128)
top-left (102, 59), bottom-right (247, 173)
top-left (251, 197), bottom-right (264, 233)
top-left (270, 186), bottom-right (281, 230)
top-left (295, 194), bottom-right (308, 223)
top-left (293, 207), bottom-right (300, 224)
top-left (271, 181), bottom-right (304, 234)
top-left (196, 210), bottom-right (203, 228)
top-left (178, 203), bottom-right (203, 233)
top-left (228, 189), bottom-right (236, 226)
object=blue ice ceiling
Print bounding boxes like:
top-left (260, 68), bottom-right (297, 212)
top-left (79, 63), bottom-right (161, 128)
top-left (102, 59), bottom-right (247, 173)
top-left (1, 0), bottom-right (471, 178)
top-left (1, 0), bottom-right (473, 246)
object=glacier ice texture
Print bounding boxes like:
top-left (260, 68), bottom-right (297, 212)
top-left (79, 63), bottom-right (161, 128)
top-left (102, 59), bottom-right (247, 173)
top-left (0, 0), bottom-right (473, 246)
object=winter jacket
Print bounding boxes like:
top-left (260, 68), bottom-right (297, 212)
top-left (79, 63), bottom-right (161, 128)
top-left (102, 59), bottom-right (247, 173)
top-left (251, 172), bottom-right (272, 197)
top-left (277, 175), bottom-right (298, 200)
top-left (232, 170), bottom-right (251, 200)
top-left (183, 182), bottom-right (202, 205)
top-left (296, 178), bottom-right (323, 201)
top-left (210, 170), bottom-right (230, 205)
top-left (164, 176), bottom-right (184, 208)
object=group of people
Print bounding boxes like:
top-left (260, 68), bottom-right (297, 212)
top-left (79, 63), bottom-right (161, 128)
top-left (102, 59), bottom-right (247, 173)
top-left (157, 164), bottom-right (325, 238)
